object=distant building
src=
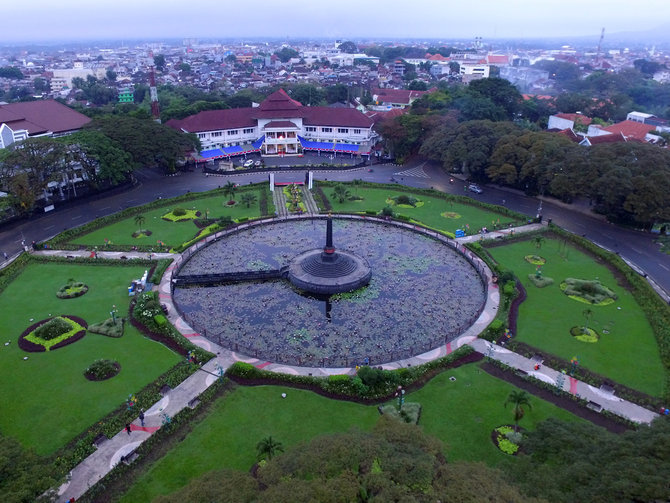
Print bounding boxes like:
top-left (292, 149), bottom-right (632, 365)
top-left (49, 62), bottom-right (106, 93)
top-left (371, 87), bottom-right (433, 111)
top-left (167, 89), bottom-right (375, 159)
top-left (118, 88), bottom-right (134, 103)
top-left (460, 63), bottom-right (490, 82)
top-left (0, 100), bottom-right (91, 149)
top-left (547, 113), bottom-right (592, 131)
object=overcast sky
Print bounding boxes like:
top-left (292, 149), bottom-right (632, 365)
top-left (2, 0), bottom-right (668, 43)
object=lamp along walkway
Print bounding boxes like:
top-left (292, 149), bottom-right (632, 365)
top-left (32, 222), bottom-right (658, 503)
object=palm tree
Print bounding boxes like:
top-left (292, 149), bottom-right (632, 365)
top-left (504, 390), bottom-right (532, 432)
top-left (332, 183), bottom-right (351, 204)
top-left (351, 178), bottom-right (363, 196)
top-left (222, 181), bottom-right (237, 203)
top-left (256, 436), bottom-right (284, 461)
top-left (240, 192), bottom-right (257, 208)
top-left (583, 308), bottom-right (594, 334)
top-left (532, 236), bottom-right (545, 249)
top-left (134, 214), bottom-right (145, 233)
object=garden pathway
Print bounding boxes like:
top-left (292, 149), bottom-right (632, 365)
top-left (40, 221), bottom-right (660, 502)
top-left (271, 188), bottom-right (289, 217)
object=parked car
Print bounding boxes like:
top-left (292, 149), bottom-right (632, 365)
top-left (243, 159), bottom-right (254, 168)
top-left (254, 160), bottom-right (261, 167)
top-left (468, 184), bottom-right (483, 194)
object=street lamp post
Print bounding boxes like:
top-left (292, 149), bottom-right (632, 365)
top-left (396, 385), bottom-right (405, 411)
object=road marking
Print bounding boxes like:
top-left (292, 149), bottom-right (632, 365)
top-left (127, 199), bottom-right (136, 203)
top-left (71, 215), bottom-right (81, 220)
top-left (99, 206), bottom-right (111, 211)
top-left (660, 263), bottom-right (670, 272)
top-left (44, 225), bottom-right (54, 230)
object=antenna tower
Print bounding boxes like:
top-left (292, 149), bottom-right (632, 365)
top-left (596, 27), bottom-right (605, 65)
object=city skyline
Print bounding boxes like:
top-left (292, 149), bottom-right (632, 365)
top-left (3, 0), bottom-right (670, 44)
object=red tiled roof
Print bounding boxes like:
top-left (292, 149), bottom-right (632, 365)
top-left (0, 100), bottom-right (90, 134)
top-left (522, 94), bottom-right (554, 101)
top-left (264, 120), bottom-right (298, 129)
top-left (372, 87), bottom-right (430, 105)
top-left (602, 120), bottom-right (655, 141)
top-left (303, 107), bottom-right (373, 128)
top-left (426, 53), bottom-right (449, 62)
top-left (555, 113), bottom-right (592, 126)
top-left (364, 108), bottom-right (407, 124)
top-left (258, 89), bottom-right (302, 112)
top-left (583, 132), bottom-right (627, 145)
top-left (486, 54), bottom-right (509, 65)
top-left (556, 128), bottom-right (581, 142)
top-left (167, 108), bottom-right (256, 132)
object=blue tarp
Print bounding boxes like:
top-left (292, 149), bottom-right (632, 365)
top-left (252, 135), bottom-right (265, 149)
top-left (222, 145), bottom-right (244, 155)
top-left (334, 143), bottom-right (359, 152)
top-left (200, 148), bottom-right (225, 159)
top-left (298, 136), bottom-right (334, 150)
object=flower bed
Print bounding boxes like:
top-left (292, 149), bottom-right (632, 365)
top-left (570, 326), bottom-right (599, 343)
top-left (18, 315), bottom-right (88, 352)
top-left (88, 317), bottom-right (124, 338)
top-left (560, 278), bottom-right (617, 305)
top-left (161, 208), bottom-right (200, 222)
top-left (56, 281), bottom-right (89, 299)
top-left (524, 254), bottom-right (546, 265)
top-left (131, 229), bottom-right (152, 238)
top-left (84, 359), bottom-right (121, 381)
top-left (491, 425), bottom-right (521, 455)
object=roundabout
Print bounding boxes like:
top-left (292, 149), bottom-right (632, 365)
top-left (170, 215), bottom-right (492, 368)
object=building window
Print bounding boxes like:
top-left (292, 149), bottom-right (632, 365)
top-left (211, 131), bottom-right (222, 137)
top-left (227, 130), bottom-right (239, 136)
top-left (338, 128), bottom-right (349, 134)
top-left (321, 127), bottom-right (332, 133)
top-left (243, 128), bottom-right (254, 134)
top-left (305, 126), bottom-right (316, 132)
top-left (198, 133), bottom-right (206, 139)
top-left (353, 129), bottom-right (361, 135)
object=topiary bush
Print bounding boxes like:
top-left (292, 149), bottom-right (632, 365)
top-left (561, 278), bottom-right (617, 305)
top-left (172, 207), bottom-right (187, 217)
top-left (56, 280), bottom-right (89, 299)
top-left (35, 317), bottom-right (72, 340)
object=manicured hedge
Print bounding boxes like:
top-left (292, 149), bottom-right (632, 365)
top-left (226, 345), bottom-right (478, 402)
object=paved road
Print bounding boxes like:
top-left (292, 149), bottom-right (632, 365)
top-left (1, 158), bottom-right (669, 299)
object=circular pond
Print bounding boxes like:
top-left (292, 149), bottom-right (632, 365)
top-left (173, 218), bottom-right (486, 367)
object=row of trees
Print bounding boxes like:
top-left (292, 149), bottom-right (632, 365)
top-left (0, 116), bottom-right (199, 216)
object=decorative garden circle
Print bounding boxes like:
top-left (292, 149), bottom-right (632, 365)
top-left (132, 230), bottom-right (152, 238)
top-left (560, 278), bottom-right (617, 305)
top-left (225, 201), bottom-right (237, 207)
top-left (173, 217), bottom-right (487, 368)
top-left (84, 359), bottom-right (121, 381)
top-left (491, 425), bottom-right (523, 455)
top-left (18, 315), bottom-right (88, 352)
top-left (524, 255), bottom-right (546, 265)
top-left (441, 211), bottom-right (461, 219)
top-left (56, 282), bottom-right (89, 299)
top-left (570, 326), bottom-right (600, 343)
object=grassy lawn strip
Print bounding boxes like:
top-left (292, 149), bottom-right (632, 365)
top-left (0, 262), bottom-right (181, 454)
top-left (119, 363), bottom-right (584, 502)
top-left (487, 237), bottom-right (664, 396)
top-left (318, 182), bottom-right (522, 235)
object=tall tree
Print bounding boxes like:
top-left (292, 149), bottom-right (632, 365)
top-left (504, 390), bottom-right (532, 432)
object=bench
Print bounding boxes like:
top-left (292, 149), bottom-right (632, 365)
top-left (121, 449), bottom-right (138, 465)
top-left (160, 384), bottom-right (171, 396)
top-left (92, 434), bottom-right (107, 448)
top-left (586, 401), bottom-right (602, 412)
top-left (187, 398), bottom-right (200, 409)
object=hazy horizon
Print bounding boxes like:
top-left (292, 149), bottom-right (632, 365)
top-left (3, 0), bottom-right (669, 45)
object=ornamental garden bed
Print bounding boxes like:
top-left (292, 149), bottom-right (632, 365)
top-left (56, 280), bottom-right (89, 299)
top-left (18, 315), bottom-right (88, 352)
top-left (84, 359), bottom-right (121, 381)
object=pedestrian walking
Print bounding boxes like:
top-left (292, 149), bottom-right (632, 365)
top-left (2, 251), bottom-right (7, 261)
top-left (125, 423), bottom-right (131, 435)
top-left (139, 410), bottom-right (145, 427)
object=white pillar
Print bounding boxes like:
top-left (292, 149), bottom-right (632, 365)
top-left (269, 172), bottom-right (275, 192)
top-left (308, 171), bottom-right (313, 190)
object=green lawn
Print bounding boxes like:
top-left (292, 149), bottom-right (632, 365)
top-left (71, 188), bottom-right (263, 248)
top-left (120, 364), bottom-right (583, 502)
top-left (0, 262), bottom-right (181, 454)
top-left (322, 184), bottom-right (521, 234)
top-left (487, 237), bottom-right (665, 396)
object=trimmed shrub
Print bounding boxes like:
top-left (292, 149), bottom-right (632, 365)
top-left (172, 207), bottom-right (187, 216)
top-left (35, 317), bottom-right (72, 340)
top-left (88, 318), bottom-right (124, 338)
top-left (84, 359), bottom-right (121, 381)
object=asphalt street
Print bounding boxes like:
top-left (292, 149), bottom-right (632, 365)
top-left (1, 157), bottom-right (669, 299)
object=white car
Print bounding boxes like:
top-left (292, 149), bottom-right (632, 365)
top-left (243, 159), bottom-right (254, 168)
top-left (468, 184), bottom-right (483, 194)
